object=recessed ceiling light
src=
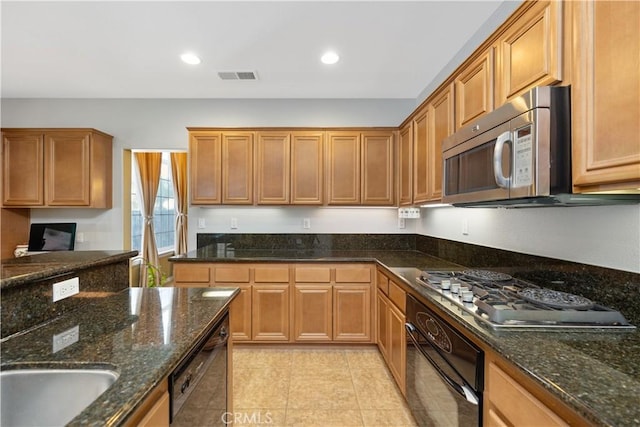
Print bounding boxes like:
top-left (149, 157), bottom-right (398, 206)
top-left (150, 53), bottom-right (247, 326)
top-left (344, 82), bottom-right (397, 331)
top-left (180, 52), bottom-right (201, 65)
top-left (321, 51), bottom-right (340, 65)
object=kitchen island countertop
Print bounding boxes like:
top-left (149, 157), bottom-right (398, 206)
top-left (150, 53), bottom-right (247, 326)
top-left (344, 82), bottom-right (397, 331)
top-left (0, 286), bottom-right (238, 426)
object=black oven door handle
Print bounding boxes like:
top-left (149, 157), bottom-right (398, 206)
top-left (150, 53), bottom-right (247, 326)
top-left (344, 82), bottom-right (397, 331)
top-left (405, 323), bottom-right (479, 405)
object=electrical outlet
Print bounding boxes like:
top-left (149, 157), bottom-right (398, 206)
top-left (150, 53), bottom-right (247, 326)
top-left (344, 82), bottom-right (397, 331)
top-left (52, 277), bottom-right (79, 302)
top-left (76, 232), bottom-right (84, 243)
top-left (230, 217), bottom-right (238, 229)
top-left (52, 325), bottom-right (79, 353)
top-left (303, 218), bottom-right (311, 229)
top-left (198, 218), bottom-right (206, 229)
top-left (398, 218), bottom-right (406, 229)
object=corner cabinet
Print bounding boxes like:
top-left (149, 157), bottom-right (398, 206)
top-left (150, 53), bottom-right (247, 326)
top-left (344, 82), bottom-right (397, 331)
top-left (2, 128), bottom-right (112, 208)
top-left (570, 0), bottom-right (640, 192)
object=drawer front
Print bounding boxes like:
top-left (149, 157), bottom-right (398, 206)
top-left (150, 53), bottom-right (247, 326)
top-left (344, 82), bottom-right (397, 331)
top-left (335, 266), bottom-right (371, 283)
top-left (376, 270), bottom-right (389, 295)
top-left (388, 280), bottom-right (406, 313)
top-left (174, 265), bottom-right (211, 283)
top-left (295, 267), bottom-right (331, 283)
top-left (214, 266), bottom-right (250, 283)
top-left (254, 266), bottom-right (290, 283)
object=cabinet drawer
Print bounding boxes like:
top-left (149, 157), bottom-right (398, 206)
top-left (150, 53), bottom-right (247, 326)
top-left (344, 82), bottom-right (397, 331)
top-left (214, 266), bottom-right (250, 283)
top-left (254, 266), bottom-right (290, 283)
top-left (173, 265), bottom-right (211, 283)
top-left (335, 266), bottom-right (371, 283)
top-left (389, 280), bottom-right (406, 313)
top-left (295, 267), bottom-right (331, 283)
top-left (376, 270), bottom-right (389, 295)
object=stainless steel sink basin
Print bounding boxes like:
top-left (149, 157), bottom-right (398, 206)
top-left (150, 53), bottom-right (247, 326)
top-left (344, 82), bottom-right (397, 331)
top-left (0, 367), bottom-right (119, 426)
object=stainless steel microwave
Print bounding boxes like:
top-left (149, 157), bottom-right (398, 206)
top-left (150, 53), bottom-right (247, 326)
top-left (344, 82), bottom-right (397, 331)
top-left (442, 86), bottom-right (639, 207)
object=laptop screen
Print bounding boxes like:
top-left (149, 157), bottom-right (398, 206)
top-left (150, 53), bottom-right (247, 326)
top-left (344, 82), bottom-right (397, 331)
top-left (28, 223), bottom-right (77, 251)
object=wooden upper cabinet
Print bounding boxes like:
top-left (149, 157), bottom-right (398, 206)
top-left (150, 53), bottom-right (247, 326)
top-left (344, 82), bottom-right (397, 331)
top-left (189, 131), bottom-right (222, 204)
top-left (413, 107), bottom-right (430, 204)
top-left (222, 132), bottom-right (254, 204)
top-left (571, 0), bottom-right (640, 191)
top-left (2, 132), bottom-right (44, 206)
top-left (455, 48), bottom-right (494, 129)
top-left (496, 1), bottom-right (563, 105)
top-left (326, 132), bottom-right (361, 205)
top-left (398, 123), bottom-right (413, 206)
top-left (1, 129), bottom-right (112, 208)
top-left (256, 131), bottom-right (290, 205)
top-left (361, 131), bottom-right (394, 206)
top-left (291, 131), bottom-right (324, 205)
top-left (428, 83), bottom-right (454, 202)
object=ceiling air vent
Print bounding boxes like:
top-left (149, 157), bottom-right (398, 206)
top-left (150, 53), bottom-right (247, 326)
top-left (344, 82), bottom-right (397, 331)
top-left (217, 71), bottom-right (258, 80)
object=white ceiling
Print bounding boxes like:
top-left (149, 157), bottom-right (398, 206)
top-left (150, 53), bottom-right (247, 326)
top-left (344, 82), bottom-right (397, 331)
top-left (1, 1), bottom-right (507, 99)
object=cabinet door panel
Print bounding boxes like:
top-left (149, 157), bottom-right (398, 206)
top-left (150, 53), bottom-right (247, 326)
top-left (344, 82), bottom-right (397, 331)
top-left (2, 132), bottom-right (44, 206)
top-left (230, 284), bottom-right (252, 341)
top-left (46, 132), bottom-right (91, 206)
top-left (256, 132), bottom-right (290, 204)
top-left (291, 132), bottom-right (324, 205)
top-left (252, 284), bottom-right (289, 341)
top-left (333, 285), bottom-right (371, 342)
top-left (455, 49), bottom-right (494, 129)
top-left (429, 84), bottom-right (454, 201)
top-left (377, 291), bottom-right (390, 359)
top-left (294, 284), bottom-right (332, 341)
top-left (361, 132), bottom-right (394, 205)
top-left (572, 0), bottom-right (640, 190)
top-left (413, 107), bottom-right (430, 204)
top-left (497, 1), bottom-right (562, 104)
top-left (388, 303), bottom-right (406, 395)
top-left (326, 132), bottom-right (360, 205)
top-left (222, 132), bottom-right (254, 204)
top-left (190, 132), bottom-right (222, 204)
top-left (398, 124), bottom-right (413, 206)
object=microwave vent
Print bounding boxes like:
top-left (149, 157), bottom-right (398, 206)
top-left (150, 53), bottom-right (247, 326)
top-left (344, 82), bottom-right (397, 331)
top-left (217, 71), bottom-right (258, 80)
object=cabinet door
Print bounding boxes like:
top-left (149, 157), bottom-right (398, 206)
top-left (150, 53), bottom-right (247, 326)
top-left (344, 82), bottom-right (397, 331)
top-left (252, 284), bottom-right (289, 341)
top-left (291, 131), bottom-right (324, 205)
top-left (361, 131), bottom-right (394, 206)
top-left (326, 132), bottom-right (360, 205)
top-left (189, 131), bottom-right (222, 204)
top-left (256, 132), bottom-right (290, 205)
top-left (222, 132), bottom-right (254, 204)
top-left (455, 48), bottom-right (494, 129)
top-left (571, 0), bottom-right (640, 191)
top-left (333, 285), bottom-right (371, 342)
top-left (230, 284), bottom-right (252, 341)
top-left (45, 132), bottom-right (91, 206)
top-left (376, 291), bottom-right (390, 359)
top-left (388, 303), bottom-right (406, 395)
top-left (413, 107), bottom-right (430, 204)
top-left (398, 124), bottom-right (413, 206)
top-left (428, 83), bottom-right (454, 202)
top-left (2, 132), bottom-right (44, 206)
top-left (294, 284), bottom-right (332, 342)
top-left (496, 1), bottom-right (563, 105)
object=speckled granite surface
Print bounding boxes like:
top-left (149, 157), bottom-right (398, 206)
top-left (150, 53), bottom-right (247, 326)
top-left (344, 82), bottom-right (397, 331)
top-left (175, 233), bottom-right (640, 426)
top-left (0, 286), bottom-right (237, 427)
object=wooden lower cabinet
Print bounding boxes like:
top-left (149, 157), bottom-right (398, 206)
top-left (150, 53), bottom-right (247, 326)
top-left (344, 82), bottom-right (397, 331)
top-left (376, 292), bottom-right (389, 357)
top-left (333, 285), bottom-right (371, 342)
top-left (252, 284), bottom-right (290, 341)
top-left (230, 284), bottom-right (252, 342)
top-left (294, 284), bottom-right (332, 341)
top-left (376, 286), bottom-right (406, 395)
top-left (124, 380), bottom-right (169, 427)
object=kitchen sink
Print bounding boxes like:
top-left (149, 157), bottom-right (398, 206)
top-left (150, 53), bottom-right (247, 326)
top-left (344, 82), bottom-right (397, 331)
top-left (0, 366), bottom-right (119, 426)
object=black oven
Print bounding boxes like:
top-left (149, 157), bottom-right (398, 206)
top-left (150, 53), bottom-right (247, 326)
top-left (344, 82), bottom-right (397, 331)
top-left (170, 312), bottom-right (229, 426)
top-left (405, 295), bottom-right (483, 426)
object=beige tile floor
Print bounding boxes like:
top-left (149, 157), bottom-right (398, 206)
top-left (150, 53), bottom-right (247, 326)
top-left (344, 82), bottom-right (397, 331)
top-left (232, 345), bottom-right (417, 427)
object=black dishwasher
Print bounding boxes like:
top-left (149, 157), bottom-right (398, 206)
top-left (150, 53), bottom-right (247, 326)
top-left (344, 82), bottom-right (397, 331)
top-left (170, 312), bottom-right (229, 426)
top-left (405, 295), bottom-right (483, 426)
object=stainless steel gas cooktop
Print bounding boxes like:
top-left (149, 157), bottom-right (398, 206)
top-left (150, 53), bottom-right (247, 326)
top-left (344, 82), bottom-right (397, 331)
top-left (416, 269), bottom-right (635, 330)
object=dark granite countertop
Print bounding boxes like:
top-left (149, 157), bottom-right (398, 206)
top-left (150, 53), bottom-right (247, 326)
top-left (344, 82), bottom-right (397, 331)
top-left (0, 286), bottom-right (238, 426)
top-left (172, 247), bottom-right (640, 426)
top-left (1, 251), bottom-right (138, 289)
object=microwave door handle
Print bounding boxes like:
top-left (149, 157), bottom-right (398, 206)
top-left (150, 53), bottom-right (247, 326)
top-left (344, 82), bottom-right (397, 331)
top-left (405, 323), bottom-right (479, 405)
top-left (493, 131), bottom-right (512, 189)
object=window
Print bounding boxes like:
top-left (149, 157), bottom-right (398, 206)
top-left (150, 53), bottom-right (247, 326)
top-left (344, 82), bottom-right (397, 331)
top-left (131, 152), bottom-right (175, 253)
